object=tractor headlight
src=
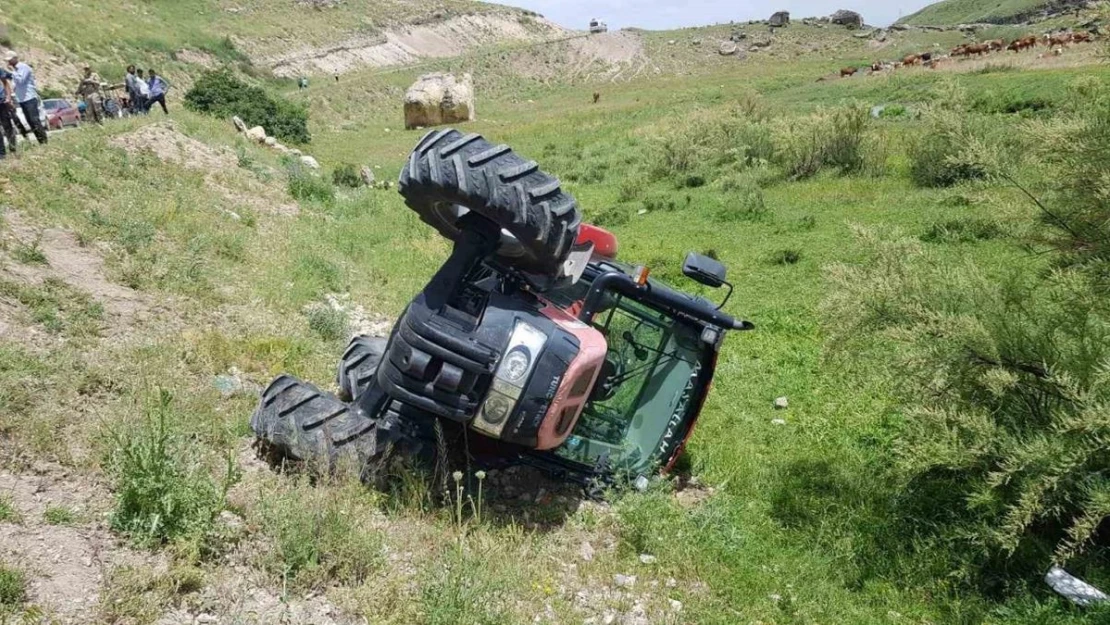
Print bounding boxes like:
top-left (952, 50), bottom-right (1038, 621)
top-left (500, 348), bottom-right (531, 384)
top-left (481, 393), bottom-right (515, 425)
top-left (494, 321), bottom-right (546, 389)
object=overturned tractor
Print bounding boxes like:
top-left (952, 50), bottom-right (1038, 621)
top-left (251, 129), bottom-right (753, 487)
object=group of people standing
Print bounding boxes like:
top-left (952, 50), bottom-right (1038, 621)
top-left (123, 65), bottom-right (169, 116)
top-left (79, 64), bottom-right (170, 123)
top-left (0, 51), bottom-right (49, 160)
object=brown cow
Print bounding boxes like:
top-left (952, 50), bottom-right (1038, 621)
top-left (840, 66), bottom-right (859, 78)
top-left (1072, 32), bottom-right (1092, 44)
top-left (903, 54), bottom-right (921, 66)
top-left (988, 39), bottom-right (1005, 51)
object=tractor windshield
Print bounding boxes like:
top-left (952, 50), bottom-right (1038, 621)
top-left (554, 293), bottom-right (706, 476)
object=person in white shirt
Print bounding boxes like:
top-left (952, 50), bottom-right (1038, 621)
top-left (5, 52), bottom-right (47, 145)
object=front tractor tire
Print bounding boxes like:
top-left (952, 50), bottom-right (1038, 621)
top-left (336, 335), bottom-right (388, 401)
top-left (250, 375), bottom-right (389, 472)
top-left (399, 128), bottom-right (581, 277)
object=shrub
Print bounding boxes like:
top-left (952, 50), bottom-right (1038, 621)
top-left (185, 69), bottom-right (310, 144)
top-left (43, 506), bottom-right (77, 526)
top-left (108, 390), bottom-right (237, 547)
top-left (306, 306), bottom-right (348, 342)
top-left (772, 105), bottom-right (869, 180)
top-left (908, 82), bottom-right (991, 188)
top-left (648, 102), bottom-right (773, 182)
top-left (288, 170), bottom-right (335, 204)
top-left (331, 163), bottom-right (362, 189)
top-left (714, 185), bottom-right (768, 222)
top-left (921, 217), bottom-right (1005, 243)
top-left (770, 249), bottom-right (802, 265)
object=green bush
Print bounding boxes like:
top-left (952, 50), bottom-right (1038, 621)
top-left (648, 101), bottom-right (773, 182)
top-left (288, 170), bottom-right (335, 204)
top-left (331, 163), bottom-right (362, 189)
top-left (772, 105), bottom-right (869, 180)
top-left (714, 185), bottom-right (768, 222)
top-left (185, 69), bottom-right (310, 144)
top-left (108, 390), bottom-right (237, 547)
top-left (921, 217), bottom-right (1005, 243)
top-left (306, 306), bottom-right (348, 342)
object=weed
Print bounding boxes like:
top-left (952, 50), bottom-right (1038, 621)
top-left (306, 306), bottom-right (349, 342)
top-left (715, 186), bottom-right (768, 222)
top-left (108, 390), bottom-right (237, 547)
top-left (11, 236), bottom-right (47, 265)
top-left (0, 497), bottom-right (18, 523)
top-left (770, 249), bottom-right (802, 265)
top-left (42, 506), bottom-right (77, 526)
top-left (774, 105), bottom-right (869, 180)
top-left (288, 170), bottom-right (336, 204)
top-left (331, 163), bottom-right (363, 188)
top-left (921, 218), bottom-right (1005, 243)
top-left (0, 278), bottom-right (104, 338)
top-left (255, 478), bottom-right (384, 590)
top-left (0, 561), bottom-right (25, 609)
top-left (98, 564), bottom-right (205, 623)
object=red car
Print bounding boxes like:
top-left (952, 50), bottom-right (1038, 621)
top-left (43, 99), bottom-right (81, 130)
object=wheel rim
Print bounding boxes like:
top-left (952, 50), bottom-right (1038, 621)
top-left (429, 201), bottom-right (527, 259)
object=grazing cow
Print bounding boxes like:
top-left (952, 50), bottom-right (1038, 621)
top-left (840, 66), bottom-right (859, 78)
top-left (871, 61), bottom-right (883, 72)
top-left (988, 39), bottom-right (1005, 51)
top-left (903, 54), bottom-right (921, 66)
top-left (1008, 35), bottom-right (1038, 52)
top-left (1072, 32), bottom-right (1092, 44)
top-left (1045, 33), bottom-right (1072, 47)
top-left (592, 92), bottom-right (600, 104)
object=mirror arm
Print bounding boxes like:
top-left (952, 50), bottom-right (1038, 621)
top-left (717, 280), bottom-right (734, 310)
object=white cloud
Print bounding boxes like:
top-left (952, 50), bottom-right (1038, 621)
top-left (504, 0), bottom-right (941, 30)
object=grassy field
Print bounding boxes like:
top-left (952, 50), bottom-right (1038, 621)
top-left (897, 0), bottom-right (1076, 25)
top-left (1, 6), bottom-right (1110, 624)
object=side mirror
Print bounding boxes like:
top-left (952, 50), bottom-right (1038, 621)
top-left (682, 252), bottom-right (727, 288)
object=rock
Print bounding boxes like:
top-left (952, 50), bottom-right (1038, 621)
top-left (290, 148), bottom-right (303, 157)
top-left (719, 41), bottom-right (739, 55)
top-left (750, 38), bottom-right (772, 49)
top-left (730, 29), bottom-right (748, 42)
top-left (213, 374), bottom-right (241, 397)
top-left (669, 599), bottom-right (684, 612)
top-left (263, 136), bottom-right (277, 147)
top-left (580, 541), bottom-right (595, 562)
top-left (774, 396), bottom-right (789, 409)
top-left (633, 475), bottom-right (650, 491)
top-left (403, 72), bottom-right (475, 130)
top-left (273, 143), bottom-right (290, 154)
top-left (772, 418), bottom-right (787, 426)
top-left (602, 614), bottom-right (617, 625)
top-left (854, 30), bottom-right (872, 38)
top-left (667, 39), bottom-right (676, 45)
top-left (691, 38), bottom-right (702, 45)
top-left (769, 11), bottom-right (790, 27)
top-left (870, 105), bottom-right (886, 118)
top-left (829, 9), bottom-right (864, 29)
top-left (614, 574), bottom-right (636, 588)
top-left (245, 126), bottom-right (266, 143)
top-left (359, 165), bottom-right (375, 187)
top-left (232, 116), bottom-right (247, 133)
top-left (300, 155), bottom-right (320, 170)
top-left (638, 554), bottom-right (657, 565)
top-left (196, 615), bottom-right (218, 624)
top-left (890, 23), bottom-right (909, 31)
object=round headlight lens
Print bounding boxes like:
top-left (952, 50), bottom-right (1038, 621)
top-left (482, 393), bottom-right (514, 425)
top-left (501, 348), bottom-right (531, 384)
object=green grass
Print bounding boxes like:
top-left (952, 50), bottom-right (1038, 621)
top-left (898, 0), bottom-right (1059, 25)
top-left (42, 506), bottom-right (78, 526)
top-left (0, 10), bottom-right (1106, 623)
top-left (0, 561), bottom-right (26, 610)
top-left (0, 497), bottom-right (19, 524)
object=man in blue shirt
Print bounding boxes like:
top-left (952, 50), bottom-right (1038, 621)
top-left (146, 69), bottom-right (169, 115)
top-left (5, 52), bottom-right (48, 145)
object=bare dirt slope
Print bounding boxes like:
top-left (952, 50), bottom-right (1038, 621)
top-left (269, 12), bottom-right (572, 77)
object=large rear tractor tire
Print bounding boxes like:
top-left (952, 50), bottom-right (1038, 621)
top-left (399, 128), bottom-right (581, 277)
top-left (250, 375), bottom-right (389, 472)
top-left (336, 335), bottom-right (388, 402)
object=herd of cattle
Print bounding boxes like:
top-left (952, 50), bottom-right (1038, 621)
top-left (837, 30), bottom-right (1098, 78)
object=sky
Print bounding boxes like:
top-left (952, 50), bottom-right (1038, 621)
top-left (504, 0), bottom-right (942, 30)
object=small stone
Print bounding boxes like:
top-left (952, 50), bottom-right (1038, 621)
top-left (300, 155), bottom-right (320, 170)
top-left (602, 614), bottom-right (617, 625)
top-left (774, 396), bottom-right (789, 409)
top-left (771, 418), bottom-right (787, 426)
top-left (669, 599), bottom-right (684, 612)
top-left (770, 593), bottom-right (783, 602)
top-left (359, 165), bottom-right (375, 186)
top-left (263, 136), bottom-right (277, 147)
top-left (665, 578), bottom-right (678, 588)
top-left (580, 541), bottom-right (595, 562)
top-left (196, 614), bottom-right (218, 624)
top-left (245, 126), bottom-right (266, 143)
top-left (83, 556), bottom-right (93, 567)
top-left (637, 209), bottom-right (648, 215)
top-left (232, 116), bottom-right (247, 133)
top-left (633, 475), bottom-right (650, 491)
top-left (614, 574), bottom-right (636, 588)
top-left (639, 554), bottom-right (657, 565)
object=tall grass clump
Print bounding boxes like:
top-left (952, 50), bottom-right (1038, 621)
top-left (824, 79), bottom-right (1110, 591)
top-left (647, 98), bottom-right (773, 182)
top-left (185, 69), bottom-right (310, 144)
top-left (908, 82), bottom-right (989, 188)
top-left (108, 390), bottom-right (238, 548)
top-left (772, 105), bottom-right (870, 180)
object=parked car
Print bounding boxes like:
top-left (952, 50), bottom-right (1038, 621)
top-left (43, 98), bottom-right (81, 129)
